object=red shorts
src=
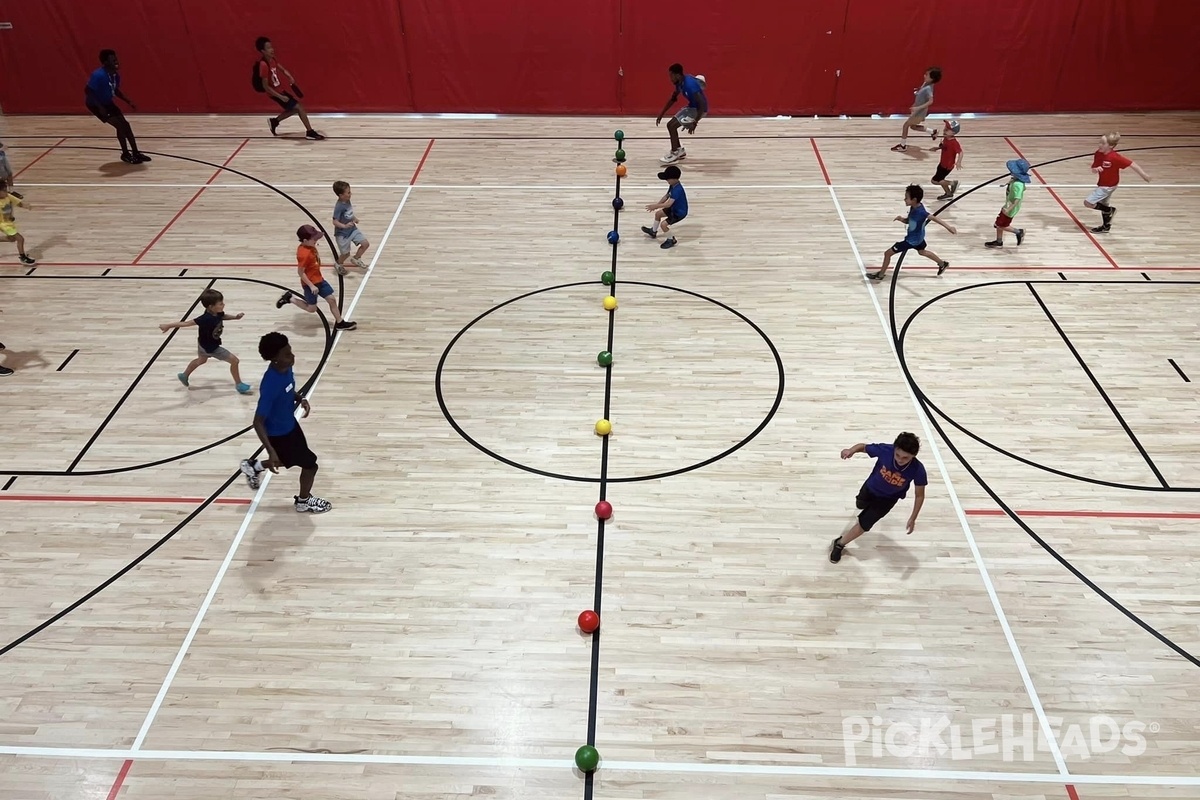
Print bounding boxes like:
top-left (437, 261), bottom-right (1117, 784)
top-left (994, 212), bottom-right (1014, 229)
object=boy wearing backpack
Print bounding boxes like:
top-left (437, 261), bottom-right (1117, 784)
top-left (252, 37), bottom-right (324, 140)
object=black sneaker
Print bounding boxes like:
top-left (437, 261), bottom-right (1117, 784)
top-left (305, 129), bottom-right (326, 141)
top-left (1090, 225), bottom-right (1111, 234)
top-left (890, 143), bottom-right (907, 152)
top-left (335, 320), bottom-right (357, 330)
top-left (276, 290), bottom-right (294, 309)
top-left (985, 240), bottom-right (1003, 248)
top-left (936, 192), bottom-right (953, 201)
top-left (18, 254), bottom-right (35, 265)
top-left (641, 226), bottom-right (657, 239)
top-left (936, 260), bottom-right (950, 275)
top-left (660, 237), bottom-right (678, 249)
top-left (269, 118), bottom-right (280, 136)
top-left (132, 152), bottom-right (152, 163)
top-left (120, 152), bottom-right (138, 164)
top-left (0, 365), bottom-right (12, 377)
top-left (1015, 228), bottom-right (1025, 246)
top-left (949, 180), bottom-right (959, 196)
top-left (295, 495), bottom-right (333, 513)
top-left (830, 537), bottom-right (845, 564)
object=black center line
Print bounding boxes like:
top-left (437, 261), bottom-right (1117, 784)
top-left (1169, 358), bottom-right (1190, 383)
top-left (2, 477), bottom-right (16, 491)
top-left (56, 349), bottom-right (80, 372)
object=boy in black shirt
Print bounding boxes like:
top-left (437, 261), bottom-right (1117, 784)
top-left (160, 288), bottom-right (252, 394)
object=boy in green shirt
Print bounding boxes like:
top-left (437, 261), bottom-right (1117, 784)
top-left (986, 159), bottom-right (1030, 248)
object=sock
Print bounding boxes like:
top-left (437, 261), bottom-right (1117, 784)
top-left (651, 221), bottom-right (661, 233)
top-left (253, 460), bottom-right (266, 473)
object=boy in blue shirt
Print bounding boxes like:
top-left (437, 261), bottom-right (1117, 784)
top-left (870, 184), bottom-right (955, 282)
top-left (159, 288), bottom-right (251, 394)
top-left (831, 432), bottom-right (928, 563)
top-left (84, 49), bottom-right (149, 165)
top-left (331, 180), bottom-right (370, 275)
top-left (656, 64), bottom-right (708, 165)
top-left (641, 165), bottom-right (688, 249)
top-left (239, 332), bottom-right (332, 513)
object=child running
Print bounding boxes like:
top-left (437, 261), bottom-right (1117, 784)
top-left (276, 225), bottom-right (357, 330)
top-left (830, 432), bottom-right (928, 563)
top-left (0, 186), bottom-right (35, 265)
top-left (655, 64), bottom-right (708, 165)
top-left (891, 67), bottom-right (942, 153)
top-left (331, 181), bottom-right (370, 275)
top-left (159, 288), bottom-right (252, 394)
top-left (1085, 132), bottom-right (1151, 233)
top-left (985, 159), bottom-right (1030, 248)
top-left (928, 119), bottom-right (963, 200)
top-left (870, 184), bottom-right (955, 281)
top-left (641, 165), bottom-right (688, 249)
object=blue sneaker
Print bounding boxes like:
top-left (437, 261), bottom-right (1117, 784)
top-left (660, 237), bottom-right (678, 249)
top-left (236, 382), bottom-right (252, 394)
top-left (177, 372), bottom-right (189, 386)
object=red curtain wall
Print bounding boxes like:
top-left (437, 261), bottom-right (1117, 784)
top-left (1, 0), bottom-right (1197, 115)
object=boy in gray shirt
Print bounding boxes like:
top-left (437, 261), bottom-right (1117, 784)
top-left (891, 67), bottom-right (942, 153)
top-left (331, 180), bottom-right (370, 275)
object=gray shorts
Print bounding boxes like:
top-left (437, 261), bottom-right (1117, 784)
top-left (673, 108), bottom-right (698, 126)
top-left (336, 228), bottom-right (367, 254)
top-left (200, 345), bottom-right (234, 362)
top-left (1086, 186), bottom-right (1117, 205)
top-left (0, 151), bottom-right (12, 180)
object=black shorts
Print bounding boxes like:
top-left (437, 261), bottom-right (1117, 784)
top-left (855, 482), bottom-right (899, 532)
top-left (666, 211), bottom-right (686, 225)
top-left (932, 165), bottom-right (953, 182)
top-left (271, 93), bottom-right (300, 112)
top-left (890, 239), bottom-right (926, 254)
top-left (86, 101), bottom-right (123, 124)
top-left (268, 424), bottom-right (318, 470)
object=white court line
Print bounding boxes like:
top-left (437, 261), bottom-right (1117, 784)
top-left (819, 166), bottom-right (1070, 776)
top-left (17, 182), bottom-right (1200, 190)
top-left (129, 184), bottom-right (416, 752)
top-left (0, 745), bottom-right (1196, 786)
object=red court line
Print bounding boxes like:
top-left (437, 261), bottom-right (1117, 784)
top-left (2, 261), bottom-right (294, 268)
top-left (12, 137), bottom-right (69, 179)
top-left (967, 508), bottom-right (1200, 520)
top-left (106, 759), bottom-right (133, 800)
top-left (809, 137), bottom-right (832, 185)
top-left (1066, 784), bottom-right (1081, 800)
top-left (132, 137), bottom-right (251, 264)
top-left (0, 494), bottom-right (251, 506)
top-left (1004, 137), bottom-right (1119, 269)
top-left (410, 138), bottom-right (436, 185)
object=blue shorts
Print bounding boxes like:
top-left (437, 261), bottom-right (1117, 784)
top-left (302, 280), bottom-right (334, 305)
top-left (891, 239), bottom-right (926, 253)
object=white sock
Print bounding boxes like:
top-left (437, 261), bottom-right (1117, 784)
top-left (253, 461), bottom-right (266, 473)
top-left (651, 221), bottom-right (661, 233)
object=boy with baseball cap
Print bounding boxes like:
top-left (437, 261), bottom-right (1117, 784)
top-left (642, 165), bottom-right (688, 249)
top-left (277, 225), bottom-right (357, 330)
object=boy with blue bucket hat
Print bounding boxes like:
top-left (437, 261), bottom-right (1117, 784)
top-left (985, 159), bottom-right (1030, 248)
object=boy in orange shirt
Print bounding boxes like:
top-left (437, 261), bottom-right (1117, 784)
top-left (1084, 132), bottom-right (1151, 233)
top-left (276, 225), bottom-right (357, 330)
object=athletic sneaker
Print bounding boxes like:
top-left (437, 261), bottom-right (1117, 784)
top-left (890, 143), bottom-right (908, 152)
top-left (177, 372), bottom-right (190, 386)
top-left (236, 382), bottom-right (252, 394)
top-left (18, 254), bottom-right (35, 265)
top-left (305, 129), bottom-right (326, 141)
top-left (659, 148), bottom-right (686, 164)
top-left (276, 290), bottom-right (294, 309)
top-left (660, 237), bottom-right (678, 249)
top-left (829, 537), bottom-right (845, 564)
top-left (239, 459), bottom-right (261, 490)
top-left (1090, 225), bottom-right (1111, 234)
top-left (132, 152), bottom-right (152, 163)
top-left (335, 320), bottom-right (357, 330)
top-left (335, 263), bottom-right (348, 277)
top-left (950, 180), bottom-right (959, 196)
top-left (0, 365), bottom-right (13, 377)
top-left (985, 240), bottom-right (1003, 248)
top-left (1015, 228), bottom-right (1025, 246)
top-left (269, 118), bottom-right (280, 136)
top-left (295, 495), bottom-right (333, 513)
top-left (641, 226), bottom-right (657, 239)
top-left (936, 260), bottom-right (950, 275)
top-left (350, 256), bottom-right (365, 269)
top-left (120, 152), bottom-right (139, 164)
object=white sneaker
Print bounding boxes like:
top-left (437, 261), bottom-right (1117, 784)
top-left (351, 256), bottom-right (365, 269)
top-left (660, 148), bottom-right (686, 164)
top-left (335, 263), bottom-right (348, 276)
top-left (294, 495), bottom-right (333, 513)
top-left (239, 459), bottom-right (260, 490)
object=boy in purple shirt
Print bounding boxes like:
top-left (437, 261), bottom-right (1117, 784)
top-left (831, 432), bottom-right (928, 563)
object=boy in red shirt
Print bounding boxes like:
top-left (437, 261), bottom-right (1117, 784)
top-left (276, 225), bottom-right (356, 330)
top-left (1085, 132), bottom-right (1150, 233)
top-left (928, 119), bottom-right (963, 200)
top-left (253, 37), bottom-right (324, 141)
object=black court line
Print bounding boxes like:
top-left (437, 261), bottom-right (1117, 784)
top-left (101, 268), bottom-right (111, 276)
top-left (2, 477), bottom-right (15, 491)
top-left (0, 146), bottom-right (352, 656)
top-left (886, 148), bottom-right (1200, 668)
top-left (1058, 272), bottom-right (1066, 281)
top-left (1142, 272), bottom-right (1152, 281)
top-left (178, 268), bottom-right (187, 276)
top-left (56, 349), bottom-right (79, 372)
top-left (1169, 359), bottom-right (1190, 382)
top-left (25, 266), bottom-right (35, 276)
top-left (66, 278), bottom-right (216, 473)
top-left (1026, 283), bottom-right (1168, 488)
top-left (583, 157), bottom-right (623, 800)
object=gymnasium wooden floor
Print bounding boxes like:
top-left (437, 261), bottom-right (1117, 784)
top-left (1, 112), bottom-right (1198, 799)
